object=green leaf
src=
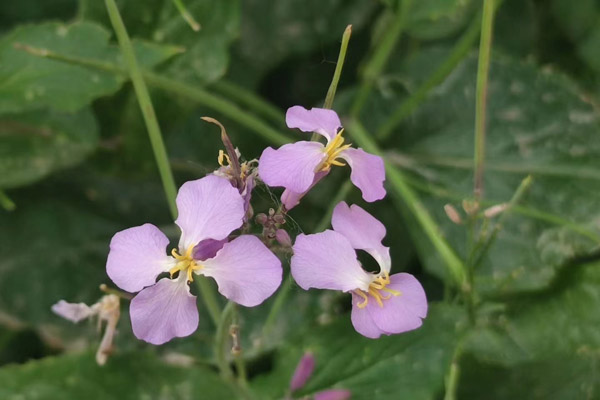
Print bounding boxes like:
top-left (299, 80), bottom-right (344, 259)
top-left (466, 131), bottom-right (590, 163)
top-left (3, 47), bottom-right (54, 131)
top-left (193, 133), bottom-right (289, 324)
top-left (252, 303), bottom-right (466, 400)
top-left (368, 52), bottom-right (600, 295)
top-left (0, 108), bottom-right (99, 189)
top-left (0, 21), bottom-right (182, 113)
top-left (406, 0), bottom-right (477, 41)
top-left (0, 351), bottom-right (235, 399)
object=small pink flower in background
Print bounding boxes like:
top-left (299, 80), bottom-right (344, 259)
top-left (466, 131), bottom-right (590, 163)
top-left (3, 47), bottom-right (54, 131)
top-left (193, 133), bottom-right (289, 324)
top-left (106, 175), bottom-right (282, 345)
top-left (259, 106), bottom-right (386, 210)
top-left (291, 202), bottom-right (427, 338)
top-left (52, 294), bottom-right (120, 366)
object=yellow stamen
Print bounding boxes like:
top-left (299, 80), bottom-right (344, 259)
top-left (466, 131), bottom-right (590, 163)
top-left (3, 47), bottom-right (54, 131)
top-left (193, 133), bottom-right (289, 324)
top-left (318, 129), bottom-right (352, 172)
top-left (169, 246), bottom-right (203, 283)
top-left (354, 271), bottom-right (401, 309)
top-left (218, 149), bottom-right (232, 167)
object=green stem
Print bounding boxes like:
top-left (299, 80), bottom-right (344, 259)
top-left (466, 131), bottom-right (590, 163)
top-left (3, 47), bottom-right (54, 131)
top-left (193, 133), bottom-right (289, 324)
top-left (262, 180), bottom-right (353, 338)
top-left (348, 119), bottom-right (467, 288)
top-left (211, 80), bottom-right (285, 127)
top-left (443, 340), bottom-right (464, 400)
top-left (14, 45), bottom-right (291, 146)
top-left (377, 13), bottom-right (481, 140)
top-left (195, 278), bottom-right (222, 326)
top-left (324, 25), bottom-right (352, 110)
top-left (105, 0), bottom-right (178, 218)
top-left (230, 305), bottom-right (248, 386)
top-left (172, 0), bottom-right (201, 31)
top-left (215, 302), bottom-right (234, 380)
top-left (0, 190), bottom-right (16, 211)
top-left (473, 0), bottom-right (496, 200)
top-left (350, 0), bottom-right (412, 116)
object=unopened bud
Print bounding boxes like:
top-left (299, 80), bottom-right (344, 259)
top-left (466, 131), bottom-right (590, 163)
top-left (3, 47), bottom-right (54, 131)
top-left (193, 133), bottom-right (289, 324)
top-left (273, 214), bottom-right (285, 224)
top-left (462, 199), bottom-right (480, 216)
top-left (255, 213), bottom-right (268, 225)
top-left (290, 352), bottom-right (315, 392)
top-left (275, 229), bottom-right (292, 247)
top-left (483, 203), bottom-right (508, 218)
top-left (314, 389), bottom-right (352, 400)
top-left (443, 204), bottom-right (462, 225)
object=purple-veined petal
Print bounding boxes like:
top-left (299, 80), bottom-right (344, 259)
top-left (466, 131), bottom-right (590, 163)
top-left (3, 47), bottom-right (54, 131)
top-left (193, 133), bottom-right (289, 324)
top-left (201, 235), bottom-right (282, 307)
top-left (314, 389), bottom-right (352, 400)
top-left (366, 273), bottom-right (428, 335)
top-left (291, 230), bottom-right (372, 292)
top-left (289, 352), bottom-right (315, 392)
top-left (130, 277), bottom-right (199, 345)
top-left (258, 142), bottom-right (325, 194)
top-left (286, 105), bottom-right (342, 142)
top-left (193, 238), bottom-right (228, 261)
top-left (280, 170), bottom-right (328, 210)
top-left (332, 202), bottom-right (391, 273)
top-left (340, 148), bottom-right (386, 202)
top-left (52, 300), bottom-right (95, 323)
top-left (106, 224), bottom-right (174, 293)
top-left (350, 294), bottom-right (386, 339)
top-left (175, 175), bottom-right (245, 250)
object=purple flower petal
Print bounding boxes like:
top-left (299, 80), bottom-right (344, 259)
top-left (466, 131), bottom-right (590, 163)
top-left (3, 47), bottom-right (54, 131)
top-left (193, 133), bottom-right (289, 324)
top-left (350, 294), bottom-right (385, 339)
top-left (52, 300), bottom-right (94, 323)
top-left (289, 352), bottom-right (315, 392)
top-left (366, 273), bottom-right (428, 335)
top-left (130, 277), bottom-right (199, 345)
top-left (340, 148), bottom-right (386, 202)
top-left (258, 141), bottom-right (325, 194)
top-left (193, 238), bottom-right (228, 261)
top-left (201, 235), bottom-right (282, 307)
top-left (106, 224), bottom-right (174, 293)
top-left (314, 389), bottom-right (352, 400)
top-left (280, 171), bottom-right (328, 210)
top-left (332, 202), bottom-right (391, 273)
top-left (175, 175), bottom-right (245, 250)
top-left (286, 105), bottom-right (341, 142)
top-left (291, 230), bottom-right (372, 292)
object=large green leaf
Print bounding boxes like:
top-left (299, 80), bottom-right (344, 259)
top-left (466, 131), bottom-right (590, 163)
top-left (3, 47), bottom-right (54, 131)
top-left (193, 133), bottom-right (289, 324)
top-left (365, 51), bottom-right (600, 295)
top-left (0, 21), bottom-right (182, 113)
top-left (0, 351), bottom-right (235, 399)
top-left (0, 108), bottom-right (98, 189)
top-left (252, 304), bottom-right (466, 400)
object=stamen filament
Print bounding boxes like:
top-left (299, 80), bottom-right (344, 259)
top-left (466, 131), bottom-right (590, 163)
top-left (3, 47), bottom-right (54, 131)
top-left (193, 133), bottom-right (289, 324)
top-left (169, 246), bottom-right (203, 283)
top-left (318, 129), bottom-right (353, 172)
top-left (353, 271), bottom-right (401, 309)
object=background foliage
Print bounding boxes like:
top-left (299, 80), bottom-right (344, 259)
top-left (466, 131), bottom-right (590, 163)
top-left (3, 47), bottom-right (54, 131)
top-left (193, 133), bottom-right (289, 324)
top-left (1, 0), bottom-right (599, 399)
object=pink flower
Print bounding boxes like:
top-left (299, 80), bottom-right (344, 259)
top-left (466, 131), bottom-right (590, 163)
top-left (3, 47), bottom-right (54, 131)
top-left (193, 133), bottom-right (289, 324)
top-left (258, 106), bottom-right (386, 210)
top-left (106, 175), bottom-right (282, 345)
top-left (290, 202), bottom-right (427, 338)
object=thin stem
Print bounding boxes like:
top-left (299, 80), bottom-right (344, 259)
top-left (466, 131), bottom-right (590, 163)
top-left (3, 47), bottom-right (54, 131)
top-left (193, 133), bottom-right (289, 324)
top-left (211, 80), bottom-right (285, 127)
top-left (105, 0), bottom-right (178, 217)
top-left (350, 0), bottom-right (412, 116)
top-left (215, 302), bottom-right (235, 380)
top-left (473, 0), bottom-right (496, 200)
top-left (13, 44), bottom-right (291, 146)
top-left (230, 305), bottom-right (248, 386)
top-left (443, 340), bottom-right (464, 400)
top-left (0, 190), bottom-right (16, 211)
top-left (261, 180), bottom-right (353, 338)
top-left (348, 119), bottom-right (467, 288)
top-left (324, 25), bottom-right (352, 110)
top-left (195, 278), bottom-right (222, 326)
top-left (172, 0), bottom-right (201, 31)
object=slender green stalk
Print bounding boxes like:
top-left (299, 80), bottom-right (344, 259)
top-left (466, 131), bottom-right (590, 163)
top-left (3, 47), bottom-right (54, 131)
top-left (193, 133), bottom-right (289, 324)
top-left (14, 44), bottom-right (291, 146)
top-left (211, 80), bottom-right (285, 127)
top-left (105, 0), bottom-right (178, 217)
top-left (172, 0), bottom-right (200, 31)
top-left (377, 14), bottom-right (481, 140)
top-left (230, 305), bottom-right (248, 386)
top-left (0, 190), bottom-right (15, 211)
top-left (195, 278), bottom-right (222, 325)
top-left (324, 25), bottom-right (352, 109)
top-left (473, 0), bottom-right (496, 200)
top-left (443, 340), bottom-right (464, 400)
top-left (262, 180), bottom-right (353, 338)
top-left (350, 0), bottom-right (412, 116)
top-left (348, 119), bottom-right (467, 287)
top-left (215, 302), bottom-right (235, 379)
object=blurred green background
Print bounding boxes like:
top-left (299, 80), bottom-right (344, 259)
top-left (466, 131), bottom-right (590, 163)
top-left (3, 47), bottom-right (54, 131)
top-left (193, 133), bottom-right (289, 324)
top-left (1, 0), bottom-right (600, 399)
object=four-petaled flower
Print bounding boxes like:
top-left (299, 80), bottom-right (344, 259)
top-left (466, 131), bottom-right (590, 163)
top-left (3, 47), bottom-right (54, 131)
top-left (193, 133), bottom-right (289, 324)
top-left (291, 202), bottom-right (427, 338)
top-left (106, 175), bottom-right (282, 345)
top-left (258, 106), bottom-right (386, 210)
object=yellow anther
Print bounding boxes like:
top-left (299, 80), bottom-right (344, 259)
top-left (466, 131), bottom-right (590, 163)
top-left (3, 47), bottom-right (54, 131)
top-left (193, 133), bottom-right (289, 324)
top-left (318, 130), bottom-right (352, 172)
top-left (353, 271), bottom-right (401, 309)
top-left (218, 149), bottom-right (232, 167)
top-left (169, 246), bottom-right (203, 283)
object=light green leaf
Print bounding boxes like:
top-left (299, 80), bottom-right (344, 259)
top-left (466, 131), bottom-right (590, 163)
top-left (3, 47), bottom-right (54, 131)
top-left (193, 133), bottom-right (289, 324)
top-left (252, 304), bottom-right (466, 400)
top-left (0, 21), bottom-right (182, 113)
top-left (0, 351), bottom-right (235, 399)
top-left (0, 108), bottom-right (98, 189)
top-left (406, 0), bottom-right (477, 41)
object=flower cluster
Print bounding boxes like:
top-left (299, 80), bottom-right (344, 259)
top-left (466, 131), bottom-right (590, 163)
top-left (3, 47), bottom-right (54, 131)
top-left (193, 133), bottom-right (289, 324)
top-left (53, 105), bottom-right (427, 363)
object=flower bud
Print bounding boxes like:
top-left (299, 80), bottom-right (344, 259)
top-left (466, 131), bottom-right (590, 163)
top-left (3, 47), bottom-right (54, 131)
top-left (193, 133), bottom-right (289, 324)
top-left (313, 389), bottom-right (352, 400)
top-left (275, 229), bottom-right (292, 247)
top-left (483, 203), bottom-right (508, 218)
top-left (290, 352), bottom-right (315, 392)
top-left (443, 204), bottom-right (462, 225)
top-left (255, 213), bottom-right (268, 225)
